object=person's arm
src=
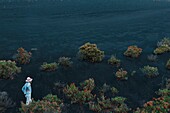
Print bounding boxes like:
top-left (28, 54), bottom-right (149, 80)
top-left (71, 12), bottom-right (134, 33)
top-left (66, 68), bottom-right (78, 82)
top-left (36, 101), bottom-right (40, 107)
top-left (22, 84), bottom-right (26, 94)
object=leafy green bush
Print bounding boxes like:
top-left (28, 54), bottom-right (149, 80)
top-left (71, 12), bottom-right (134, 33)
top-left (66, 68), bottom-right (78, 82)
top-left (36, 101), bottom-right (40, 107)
top-left (63, 78), bottom-right (96, 104)
top-left (89, 94), bottom-right (129, 112)
top-left (154, 46), bottom-right (170, 54)
top-left (115, 68), bottom-right (128, 80)
top-left (89, 82), bottom-right (129, 113)
top-left (0, 60), bottom-right (21, 79)
top-left (20, 94), bottom-right (63, 113)
top-left (99, 84), bottom-right (118, 96)
top-left (40, 62), bottom-right (58, 71)
top-left (124, 45), bottom-right (142, 58)
top-left (111, 87), bottom-right (119, 96)
top-left (154, 38), bottom-right (170, 54)
top-left (58, 57), bottom-right (73, 68)
top-left (111, 96), bottom-right (126, 104)
top-left (99, 83), bottom-right (111, 94)
top-left (108, 55), bottom-right (121, 67)
top-left (134, 89), bottom-right (170, 113)
top-left (63, 82), bottom-right (95, 104)
top-left (157, 89), bottom-right (170, 97)
top-left (78, 42), bottom-right (104, 63)
top-left (141, 65), bottom-right (159, 78)
top-left (13, 47), bottom-right (32, 64)
top-left (157, 37), bottom-right (170, 47)
top-left (80, 78), bottom-right (95, 91)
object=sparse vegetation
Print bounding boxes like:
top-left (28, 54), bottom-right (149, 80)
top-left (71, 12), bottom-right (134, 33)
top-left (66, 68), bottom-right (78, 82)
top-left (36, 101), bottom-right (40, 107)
top-left (80, 78), bottom-right (95, 91)
top-left (78, 42), bottom-right (104, 63)
top-left (141, 65), bottom-right (159, 78)
top-left (63, 78), bottom-right (96, 104)
top-left (124, 45), bottom-right (142, 58)
top-left (13, 47), bottom-right (32, 64)
top-left (0, 60), bottom-right (21, 79)
top-left (111, 87), bottom-right (119, 96)
top-left (147, 54), bottom-right (158, 62)
top-left (2, 36), bottom-right (170, 113)
top-left (154, 38), bottom-right (170, 54)
top-left (0, 92), bottom-right (15, 113)
top-left (20, 94), bottom-right (63, 113)
top-left (89, 84), bottom-right (129, 113)
top-left (115, 68), bottom-right (128, 80)
top-left (108, 55), bottom-right (121, 67)
top-left (134, 78), bottom-right (170, 113)
top-left (40, 62), bottom-right (58, 71)
top-left (89, 95), bottom-right (129, 113)
top-left (99, 83), bottom-right (111, 94)
top-left (58, 57), bottom-right (73, 68)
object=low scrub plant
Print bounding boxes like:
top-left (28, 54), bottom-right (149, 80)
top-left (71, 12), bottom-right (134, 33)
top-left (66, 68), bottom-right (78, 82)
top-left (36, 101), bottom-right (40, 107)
top-left (78, 42), bottom-right (104, 63)
top-left (0, 60), bottom-right (21, 79)
top-left (40, 62), bottom-right (58, 71)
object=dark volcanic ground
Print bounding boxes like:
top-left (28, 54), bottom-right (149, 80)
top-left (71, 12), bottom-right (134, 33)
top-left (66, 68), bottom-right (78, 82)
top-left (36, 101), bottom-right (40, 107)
top-left (0, 0), bottom-right (170, 112)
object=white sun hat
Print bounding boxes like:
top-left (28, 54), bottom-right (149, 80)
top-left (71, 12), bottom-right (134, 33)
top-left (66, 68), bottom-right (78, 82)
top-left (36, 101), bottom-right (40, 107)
top-left (26, 77), bottom-right (33, 82)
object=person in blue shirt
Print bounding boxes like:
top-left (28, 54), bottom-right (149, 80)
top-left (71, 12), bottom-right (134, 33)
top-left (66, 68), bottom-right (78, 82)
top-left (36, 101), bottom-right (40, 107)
top-left (22, 77), bottom-right (33, 105)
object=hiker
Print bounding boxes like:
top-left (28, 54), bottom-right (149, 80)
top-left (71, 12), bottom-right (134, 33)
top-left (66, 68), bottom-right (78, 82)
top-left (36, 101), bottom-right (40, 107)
top-left (22, 77), bottom-right (33, 105)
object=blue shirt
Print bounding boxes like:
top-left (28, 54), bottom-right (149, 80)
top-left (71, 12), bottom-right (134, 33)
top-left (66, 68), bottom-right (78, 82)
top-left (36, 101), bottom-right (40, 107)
top-left (22, 82), bottom-right (32, 96)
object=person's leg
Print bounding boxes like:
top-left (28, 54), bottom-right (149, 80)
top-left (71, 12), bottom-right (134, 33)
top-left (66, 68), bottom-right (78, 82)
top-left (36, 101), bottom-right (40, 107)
top-left (29, 94), bottom-right (32, 103)
top-left (26, 95), bottom-right (29, 105)
top-left (26, 94), bottom-right (31, 105)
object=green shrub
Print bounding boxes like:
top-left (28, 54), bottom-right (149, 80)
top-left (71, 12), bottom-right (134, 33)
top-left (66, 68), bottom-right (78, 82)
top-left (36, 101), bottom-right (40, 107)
top-left (0, 60), bottom-right (21, 79)
top-left (89, 82), bottom-right (129, 113)
top-left (111, 96), bottom-right (126, 104)
top-left (141, 65), bottom-right (159, 78)
top-left (157, 37), bottom-right (170, 47)
top-left (89, 95), bottom-right (129, 113)
top-left (111, 87), bottom-right (119, 96)
top-left (58, 57), bottom-right (73, 68)
top-left (134, 88), bottom-right (170, 113)
top-left (78, 42), bottom-right (104, 63)
top-left (108, 55), bottom-right (121, 67)
top-left (124, 45), bottom-right (142, 58)
top-left (88, 102), bottom-right (102, 112)
top-left (115, 68), bottom-right (128, 80)
top-left (13, 47), bottom-right (32, 64)
top-left (154, 38), bottom-right (170, 54)
top-left (63, 79), bottom-right (96, 105)
top-left (154, 46), bottom-right (170, 54)
top-left (40, 62), bottom-right (58, 71)
top-left (80, 78), bottom-right (95, 91)
top-left (63, 83), bottom-right (95, 104)
top-left (157, 89), bottom-right (170, 97)
top-left (20, 94), bottom-right (63, 113)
